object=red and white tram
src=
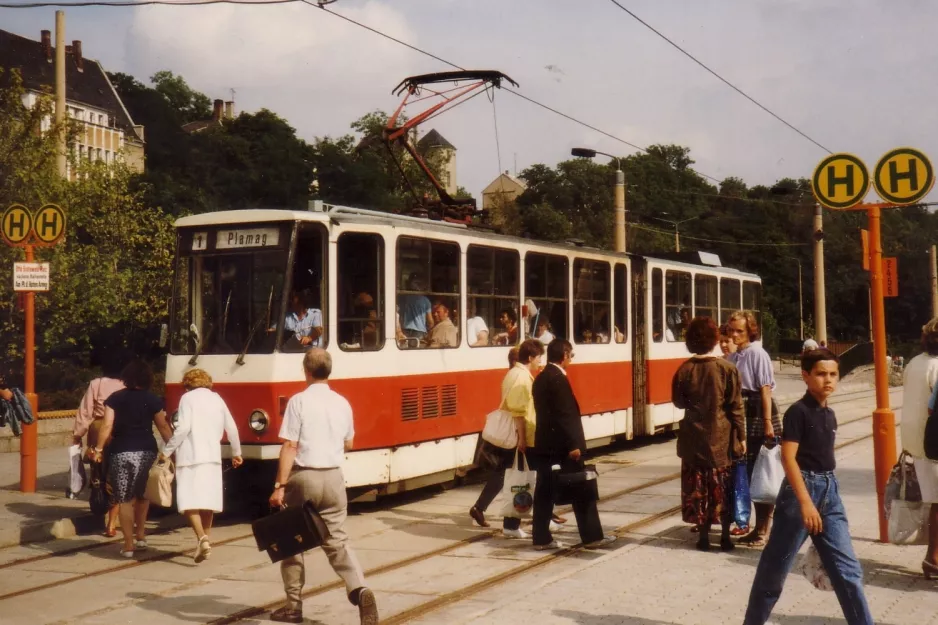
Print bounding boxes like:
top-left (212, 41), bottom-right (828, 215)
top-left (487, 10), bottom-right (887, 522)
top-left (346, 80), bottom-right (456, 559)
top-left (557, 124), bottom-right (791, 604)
top-left (165, 204), bottom-right (762, 496)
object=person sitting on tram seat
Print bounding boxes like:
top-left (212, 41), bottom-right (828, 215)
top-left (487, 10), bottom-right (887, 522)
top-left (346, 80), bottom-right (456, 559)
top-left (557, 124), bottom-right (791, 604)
top-left (494, 308), bottom-right (519, 346)
top-left (352, 292), bottom-right (379, 349)
top-left (282, 290), bottom-right (323, 350)
top-left (467, 313), bottom-right (490, 347)
top-left (535, 318), bottom-right (554, 346)
top-left (425, 303), bottom-right (458, 348)
top-left (398, 274), bottom-right (434, 341)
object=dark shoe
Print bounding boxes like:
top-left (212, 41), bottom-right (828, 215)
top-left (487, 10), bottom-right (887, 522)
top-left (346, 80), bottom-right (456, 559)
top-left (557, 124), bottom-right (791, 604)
top-left (358, 588), bottom-right (378, 625)
top-left (695, 539), bottom-right (711, 552)
top-left (720, 538), bottom-right (735, 552)
top-left (270, 606), bottom-right (303, 623)
top-left (923, 559), bottom-right (938, 580)
top-left (738, 530), bottom-right (766, 547)
top-left (469, 506), bottom-right (490, 528)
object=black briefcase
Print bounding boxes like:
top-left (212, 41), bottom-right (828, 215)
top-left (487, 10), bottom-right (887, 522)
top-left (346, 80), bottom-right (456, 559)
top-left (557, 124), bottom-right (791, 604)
top-left (251, 501), bottom-right (331, 563)
top-left (554, 464), bottom-right (599, 505)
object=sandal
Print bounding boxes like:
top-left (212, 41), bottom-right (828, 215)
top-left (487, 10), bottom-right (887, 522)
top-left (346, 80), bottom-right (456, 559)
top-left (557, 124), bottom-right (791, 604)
top-left (103, 528), bottom-right (117, 538)
top-left (730, 525), bottom-right (750, 536)
top-left (552, 514), bottom-right (568, 524)
top-left (738, 532), bottom-right (766, 547)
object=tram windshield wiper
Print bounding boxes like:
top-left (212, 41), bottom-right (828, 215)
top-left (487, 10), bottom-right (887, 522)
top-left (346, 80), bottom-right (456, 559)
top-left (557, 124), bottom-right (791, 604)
top-left (236, 285), bottom-right (274, 366)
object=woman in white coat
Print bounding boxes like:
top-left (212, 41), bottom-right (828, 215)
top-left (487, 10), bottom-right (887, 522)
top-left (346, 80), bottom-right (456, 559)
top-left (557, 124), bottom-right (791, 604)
top-left (160, 369), bottom-right (242, 562)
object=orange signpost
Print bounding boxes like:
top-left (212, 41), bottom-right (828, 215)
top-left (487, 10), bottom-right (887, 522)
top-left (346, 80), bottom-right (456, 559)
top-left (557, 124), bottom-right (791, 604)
top-left (813, 147), bottom-right (934, 542)
top-left (1, 204), bottom-right (65, 493)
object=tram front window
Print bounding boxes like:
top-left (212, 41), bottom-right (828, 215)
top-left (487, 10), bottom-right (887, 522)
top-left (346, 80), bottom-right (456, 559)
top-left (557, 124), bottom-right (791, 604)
top-left (171, 250), bottom-right (287, 355)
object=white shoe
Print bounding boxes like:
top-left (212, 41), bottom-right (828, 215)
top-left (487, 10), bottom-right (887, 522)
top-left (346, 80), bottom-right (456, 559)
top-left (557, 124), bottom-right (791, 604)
top-left (534, 540), bottom-right (564, 551)
top-left (585, 535), bottom-right (618, 549)
top-left (194, 536), bottom-right (211, 563)
top-left (502, 528), bottom-right (528, 539)
top-left (549, 521), bottom-right (562, 532)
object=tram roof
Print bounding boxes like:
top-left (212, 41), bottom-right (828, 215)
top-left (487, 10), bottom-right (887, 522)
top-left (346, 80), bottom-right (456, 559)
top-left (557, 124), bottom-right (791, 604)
top-left (174, 207), bottom-right (760, 281)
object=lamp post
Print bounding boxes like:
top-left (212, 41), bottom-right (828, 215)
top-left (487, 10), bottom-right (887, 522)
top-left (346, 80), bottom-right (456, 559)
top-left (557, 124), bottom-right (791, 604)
top-left (571, 147), bottom-right (626, 253)
top-left (783, 256), bottom-right (804, 340)
top-left (646, 214), bottom-right (703, 253)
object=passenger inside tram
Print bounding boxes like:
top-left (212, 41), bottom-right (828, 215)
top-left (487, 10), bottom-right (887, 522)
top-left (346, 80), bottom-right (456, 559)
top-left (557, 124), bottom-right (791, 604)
top-left (493, 308), bottom-right (519, 345)
top-left (425, 302), bottom-right (459, 348)
top-left (534, 317), bottom-right (554, 345)
top-left (398, 273), bottom-right (434, 343)
top-left (467, 299), bottom-right (490, 346)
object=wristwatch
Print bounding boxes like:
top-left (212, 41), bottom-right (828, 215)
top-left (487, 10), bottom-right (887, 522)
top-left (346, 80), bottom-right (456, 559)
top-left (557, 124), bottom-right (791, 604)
top-left (273, 482), bottom-right (283, 490)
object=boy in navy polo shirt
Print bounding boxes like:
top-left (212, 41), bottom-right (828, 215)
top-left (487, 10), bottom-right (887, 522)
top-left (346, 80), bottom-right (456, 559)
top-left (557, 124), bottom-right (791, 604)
top-left (743, 349), bottom-right (873, 625)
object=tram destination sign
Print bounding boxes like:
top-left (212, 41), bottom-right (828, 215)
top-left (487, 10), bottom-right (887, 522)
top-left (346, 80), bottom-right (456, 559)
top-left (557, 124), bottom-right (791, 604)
top-left (13, 262), bottom-right (50, 292)
top-left (215, 227), bottom-right (280, 250)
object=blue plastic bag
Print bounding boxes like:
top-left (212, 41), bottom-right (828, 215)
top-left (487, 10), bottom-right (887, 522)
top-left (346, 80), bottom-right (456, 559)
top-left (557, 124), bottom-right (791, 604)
top-left (731, 460), bottom-right (751, 528)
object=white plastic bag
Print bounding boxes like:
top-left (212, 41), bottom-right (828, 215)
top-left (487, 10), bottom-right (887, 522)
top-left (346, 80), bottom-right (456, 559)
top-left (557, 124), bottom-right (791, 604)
top-left (481, 409), bottom-right (518, 449)
top-left (750, 444), bottom-right (785, 503)
top-left (888, 499), bottom-right (926, 544)
top-left (800, 544), bottom-right (834, 591)
top-left (67, 444), bottom-right (85, 498)
top-left (499, 451), bottom-right (535, 519)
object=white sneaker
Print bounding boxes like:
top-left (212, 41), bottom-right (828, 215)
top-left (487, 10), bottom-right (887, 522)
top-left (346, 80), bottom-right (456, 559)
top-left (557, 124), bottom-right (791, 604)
top-left (549, 521), bottom-right (562, 532)
top-left (585, 535), bottom-right (618, 549)
top-left (502, 528), bottom-right (528, 539)
top-left (194, 536), bottom-right (211, 563)
top-left (534, 540), bottom-right (564, 551)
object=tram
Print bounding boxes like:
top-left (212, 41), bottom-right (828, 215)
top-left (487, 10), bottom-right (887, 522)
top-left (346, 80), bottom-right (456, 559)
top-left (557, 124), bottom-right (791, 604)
top-left (165, 203), bottom-right (762, 497)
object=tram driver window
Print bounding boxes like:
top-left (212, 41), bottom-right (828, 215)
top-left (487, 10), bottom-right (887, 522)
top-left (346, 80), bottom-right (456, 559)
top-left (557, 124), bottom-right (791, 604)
top-left (652, 268), bottom-right (663, 342)
top-left (396, 237), bottom-right (460, 349)
top-left (467, 246), bottom-right (519, 347)
top-left (525, 253), bottom-right (569, 342)
top-left (614, 264), bottom-right (628, 343)
top-left (574, 259), bottom-right (611, 344)
top-left (338, 233), bottom-right (384, 351)
top-left (281, 224), bottom-right (326, 352)
top-left (665, 270), bottom-right (691, 342)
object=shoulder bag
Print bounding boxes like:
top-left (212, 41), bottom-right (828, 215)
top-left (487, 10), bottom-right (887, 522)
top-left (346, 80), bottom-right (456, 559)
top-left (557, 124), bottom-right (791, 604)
top-left (145, 457), bottom-right (175, 508)
top-left (481, 408), bottom-right (518, 449)
top-left (252, 501), bottom-right (332, 563)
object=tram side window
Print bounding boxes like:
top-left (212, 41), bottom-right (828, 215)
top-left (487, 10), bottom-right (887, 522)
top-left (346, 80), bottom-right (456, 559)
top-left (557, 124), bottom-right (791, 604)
top-left (694, 274), bottom-right (718, 320)
top-left (397, 237), bottom-right (460, 349)
top-left (574, 259), bottom-right (611, 344)
top-left (281, 224), bottom-right (326, 352)
top-left (614, 264), bottom-right (628, 343)
top-left (525, 253), bottom-right (568, 342)
top-left (665, 270), bottom-right (692, 342)
top-left (337, 233), bottom-right (384, 351)
top-left (467, 246), bottom-right (520, 347)
top-left (720, 278), bottom-right (741, 323)
top-left (652, 268), bottom-right (663, 343)
top-left (743, 281), bottom-right (762, 332)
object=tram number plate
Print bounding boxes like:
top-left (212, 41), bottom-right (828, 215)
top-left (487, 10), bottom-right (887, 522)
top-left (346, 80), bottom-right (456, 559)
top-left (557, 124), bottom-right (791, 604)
top-left (191, 232), bottom-right (209, 251)
top-left (216, 228), bottom-right (280, 250)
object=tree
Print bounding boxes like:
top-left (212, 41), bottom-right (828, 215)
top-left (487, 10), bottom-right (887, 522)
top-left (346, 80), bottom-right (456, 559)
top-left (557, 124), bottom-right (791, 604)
top-left (150, 70), bottom-right (212, 125)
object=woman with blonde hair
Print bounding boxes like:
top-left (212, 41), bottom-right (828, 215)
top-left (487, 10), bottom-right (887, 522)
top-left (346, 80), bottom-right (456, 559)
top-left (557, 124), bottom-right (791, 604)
top-left (160, 368), bottom-right (243, 562)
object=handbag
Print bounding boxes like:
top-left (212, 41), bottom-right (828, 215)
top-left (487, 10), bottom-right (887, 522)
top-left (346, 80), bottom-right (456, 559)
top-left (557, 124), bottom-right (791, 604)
top-left (145, 457), bottom-right (175, 508)
top-left (731, 460), bottom-right (752, 528)
top-left (499, 451), bottom-right (536, 519)
top-left (481, 408), bottom-right (518, 449)
top-left (886, 451), bottom-right (926, 544)
top-left (750, 442), bottom-right (784, 504)
top-left (553, 464), bottom-right (599, 505)
top-left (800, 544), bottom-right (834, 591)
top-left (88, 460), bottom-right (110, 516)
top-left (252, 501), bottom-right (332, 563)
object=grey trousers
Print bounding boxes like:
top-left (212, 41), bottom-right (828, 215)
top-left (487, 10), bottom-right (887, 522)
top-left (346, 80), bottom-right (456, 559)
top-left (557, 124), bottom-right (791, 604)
top-left (280, 467), bottom-right (366, 610)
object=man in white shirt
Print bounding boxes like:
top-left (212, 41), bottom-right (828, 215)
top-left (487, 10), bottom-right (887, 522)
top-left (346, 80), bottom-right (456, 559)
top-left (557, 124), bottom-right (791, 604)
top-left (268, 349), bottom-right (378, 625)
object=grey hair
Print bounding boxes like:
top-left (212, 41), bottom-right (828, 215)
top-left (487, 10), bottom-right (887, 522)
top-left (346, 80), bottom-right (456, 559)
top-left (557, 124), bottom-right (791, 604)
top-left (303, 347), bottom-right (332, 380)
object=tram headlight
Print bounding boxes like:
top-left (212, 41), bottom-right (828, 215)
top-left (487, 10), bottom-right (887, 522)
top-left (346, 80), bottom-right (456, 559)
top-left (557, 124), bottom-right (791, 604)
top-left (249, 409), bottom-right (269, 433)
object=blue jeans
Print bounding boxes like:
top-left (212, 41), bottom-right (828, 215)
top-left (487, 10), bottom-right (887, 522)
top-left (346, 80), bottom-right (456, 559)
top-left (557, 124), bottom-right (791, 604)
top-left (744, 471), bottom-right (873, 625)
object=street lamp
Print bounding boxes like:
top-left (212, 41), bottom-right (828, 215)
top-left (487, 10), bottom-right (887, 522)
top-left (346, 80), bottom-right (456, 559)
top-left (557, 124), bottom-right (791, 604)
top-left (571, 148), bottom-right (626, 253)
top-left (645, 214), bottom-right (703, 253)
top-left (783, 256), bottom-right (804, 341)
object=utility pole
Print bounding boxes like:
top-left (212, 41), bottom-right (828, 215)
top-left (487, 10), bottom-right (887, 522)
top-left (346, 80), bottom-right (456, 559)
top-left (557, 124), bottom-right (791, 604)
top-left (813, 203), bottom-right (827, 344)
top-left (930, 245), bottom-right (938, 319)
top-left (674, 225), bottom-right (681, 253)
top-left (54, 11), bottom-right (67, 179)
top-left (614, 167), bottom-right (626, 253)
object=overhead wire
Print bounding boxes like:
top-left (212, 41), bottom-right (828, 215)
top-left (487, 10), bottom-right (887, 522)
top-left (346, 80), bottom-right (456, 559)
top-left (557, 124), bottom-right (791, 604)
top-left (605, 0), bottom-right (832, 155)
top-left (630, 223), bottom-right (809, 247)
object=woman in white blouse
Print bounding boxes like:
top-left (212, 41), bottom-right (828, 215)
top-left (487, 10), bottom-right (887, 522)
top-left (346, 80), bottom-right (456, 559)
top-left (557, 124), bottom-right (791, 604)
top-left (161, 368), bottom-right (242, 563)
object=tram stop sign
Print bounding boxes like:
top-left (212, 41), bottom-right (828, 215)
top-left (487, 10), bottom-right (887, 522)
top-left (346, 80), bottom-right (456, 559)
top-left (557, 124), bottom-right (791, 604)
top-left (812, 153), bottom-right (870, 209)
top-left (1, 204), bottom-right (34, 246)
top-left (873, 147), bottom-right (935, 206)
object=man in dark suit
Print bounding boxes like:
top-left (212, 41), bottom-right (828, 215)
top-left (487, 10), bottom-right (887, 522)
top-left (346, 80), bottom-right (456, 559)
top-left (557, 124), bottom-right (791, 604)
top-left (531, 339), bottom-right (616, 550)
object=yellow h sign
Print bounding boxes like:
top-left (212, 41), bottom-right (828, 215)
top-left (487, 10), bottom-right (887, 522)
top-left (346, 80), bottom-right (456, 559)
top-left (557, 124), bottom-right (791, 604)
top-left (873, 147), bottom-right (934, 205)
top-left (812, 153), bottom-right (870, 209)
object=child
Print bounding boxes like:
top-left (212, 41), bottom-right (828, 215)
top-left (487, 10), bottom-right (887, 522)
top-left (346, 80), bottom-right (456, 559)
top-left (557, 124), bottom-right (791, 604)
top-left (743, 349), bottom-right (873, 625)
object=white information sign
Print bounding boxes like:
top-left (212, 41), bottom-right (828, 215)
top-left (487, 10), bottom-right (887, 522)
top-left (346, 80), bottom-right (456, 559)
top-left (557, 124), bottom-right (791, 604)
top-left (13, 262), bottom-right (50, 292)
top-left (216, 228), bottom-right (280, 250)
top-left (191, 232), bottom-right (209, 251)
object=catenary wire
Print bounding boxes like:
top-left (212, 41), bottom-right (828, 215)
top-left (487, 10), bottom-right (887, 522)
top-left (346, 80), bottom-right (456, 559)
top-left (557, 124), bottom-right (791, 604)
top-left (605, 0), bottom-right (832, 155)
top-left (0, 0), bottom-right (299, 6)
top-left (630, 223), bottom-right (809, 247)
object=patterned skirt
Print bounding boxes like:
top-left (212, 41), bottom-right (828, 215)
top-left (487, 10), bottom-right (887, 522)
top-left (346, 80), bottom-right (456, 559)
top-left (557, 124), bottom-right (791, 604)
top-left (681, 462), bottom-right (732, 525)
top-left (109, 451), bottom-right (157, 504)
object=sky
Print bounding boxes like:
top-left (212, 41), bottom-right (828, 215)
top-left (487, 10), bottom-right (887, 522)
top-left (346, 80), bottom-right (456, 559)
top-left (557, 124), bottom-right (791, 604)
top-left (3, 0), bottom-right (938, 202)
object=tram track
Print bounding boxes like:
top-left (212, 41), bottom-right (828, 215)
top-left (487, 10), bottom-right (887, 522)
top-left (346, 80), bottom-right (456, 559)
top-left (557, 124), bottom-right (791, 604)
top-left (213, 397), bottom-right (888, 625)
top-left (0, 387), bottom-right (890, 621)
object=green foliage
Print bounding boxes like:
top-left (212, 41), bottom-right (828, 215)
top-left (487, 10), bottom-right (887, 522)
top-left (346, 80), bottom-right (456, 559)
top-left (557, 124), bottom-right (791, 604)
top-left (0, 70), bottom-right (174, 406)
top-left (150, 70), bottom-right (212, 125)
